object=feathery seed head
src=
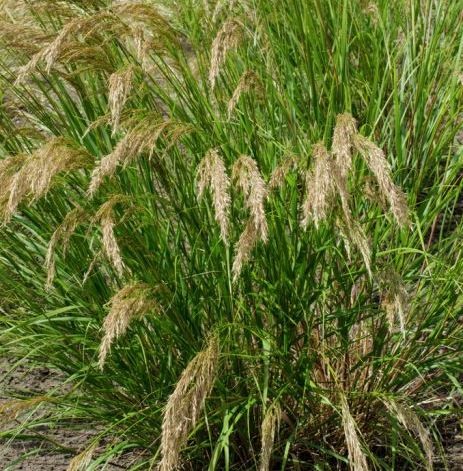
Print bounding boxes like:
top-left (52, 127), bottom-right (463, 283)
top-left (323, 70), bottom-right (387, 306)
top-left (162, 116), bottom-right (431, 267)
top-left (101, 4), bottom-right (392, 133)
top-left (340, 395), bottom-right (370, 471)
top-left (108, 66), bottom-right (135, 136)
top-left (259, 404), bottom-right (282, 471)
top-left (232, 218), bottom-right (258, 281)
top-left (232, 154), bottom-right (268, 242)
top-left (332, 113), bottom-right (357, 178)
top-left (209, 18), bottom-right (243, 90)
top-left (67, 442), bottom-right (98, 471)
top-left (98, 282), bottom-right (159, 369)
top-left (196, 149), bottom-right (231, 243)
top-left (228, 70), bottom-right (263, 119)
top-left (45, 206), bottom-right (86, 289)
top-left (159, 335), bottom-right (219, 471)
top-left (268, 153), bottom-right (299, 191)
top-left (379, 269), bottom-right (408, 334)
top-left (301, 142), bottom-right (335, 229)
top-left (353, 134), bottom-right (410, 227)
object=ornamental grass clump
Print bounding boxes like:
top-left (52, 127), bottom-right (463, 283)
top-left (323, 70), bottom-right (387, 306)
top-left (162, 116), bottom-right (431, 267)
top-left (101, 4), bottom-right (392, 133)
top-left (0, 1), bottom-right (462, 470)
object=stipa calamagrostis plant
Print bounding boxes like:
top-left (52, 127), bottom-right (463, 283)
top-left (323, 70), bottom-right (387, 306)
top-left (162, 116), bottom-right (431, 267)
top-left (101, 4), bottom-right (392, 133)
top-left (196, 148), bottom-right (231, 243)
top-left (98, 282), bottom-right (159, 370)
top-left (159, 335), bottom-right (219, 471)
top-left (209, 18), bottom-right (243, 89)
top-left (259, 403), bottom-right (282, 471)
top-left (45, 205), bottom-right (86, 289)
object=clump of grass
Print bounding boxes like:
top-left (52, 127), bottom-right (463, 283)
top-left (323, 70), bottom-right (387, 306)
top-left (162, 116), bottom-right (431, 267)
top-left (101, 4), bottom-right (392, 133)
top-left (0, 0), bottom-right (462, 470)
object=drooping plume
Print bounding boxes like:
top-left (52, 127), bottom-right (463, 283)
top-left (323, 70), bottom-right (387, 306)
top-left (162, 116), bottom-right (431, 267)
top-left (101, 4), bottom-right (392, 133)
top-left (259, 404), bottom-right (282, 471)
top-left (228, 70), bottom-right (263, 119)
top-left (332, 113), bottom-right (357, 178)
top-left (209, 18), bottom-right (243, 90)
top-left (353, 134), bottom-right (409, 227)
top-left (108, 66), bottom-right (135, 136)
top-left (268, 153), bottom-right (298, 191)
top-left (98, 282), bottom-right (158, 369)
top-left (196, 149), bottom-right (231, 243)
top-left (159, 336), bottom-right (219, 471)
top-left (379, 269), bottom-right (409, 334)
top-left (45, 206), bottom-right (86, 289)
top-left (301, 142), bottom-right (335, 229)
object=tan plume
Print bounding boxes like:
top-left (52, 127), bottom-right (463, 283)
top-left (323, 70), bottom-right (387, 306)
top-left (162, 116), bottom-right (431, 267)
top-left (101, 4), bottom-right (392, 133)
top-left (268, 153), bottom-right (298, 191)
top-left (67, 442), bottom-right (98, 471)
top-left (196, 149), bottom-right (231, 243)
top-left (340, 395), bottom-right (370, 471)
top-left (108, 66), bottom-right (135, 136)
top-left (45, 206), bottom-right (86, 289)
top-left (332, 113), bottom-right (357, 178)
top-left (232, 218), bottom-right (258, 281)
top-left (353, 134), bottom-right (409, 227)
top-left (259, 403), bottom-right (282, 471)
top-left (228, 70), bottom-right (263, 119)
top-left (158, 335), bottom-right (219, 471)
top-left (209, 19), bottom-right (243, 90)
top-left (98, 282), bottom-right (158, 369)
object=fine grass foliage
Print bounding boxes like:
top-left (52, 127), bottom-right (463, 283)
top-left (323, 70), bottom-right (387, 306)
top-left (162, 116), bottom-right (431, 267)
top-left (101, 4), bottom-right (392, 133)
top-left (0, 0), bottom-right (462, 469)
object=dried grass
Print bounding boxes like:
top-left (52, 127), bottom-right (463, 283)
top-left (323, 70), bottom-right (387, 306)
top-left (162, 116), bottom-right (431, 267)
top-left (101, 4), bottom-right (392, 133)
top-left (259, 403), bottom-right (281, 471)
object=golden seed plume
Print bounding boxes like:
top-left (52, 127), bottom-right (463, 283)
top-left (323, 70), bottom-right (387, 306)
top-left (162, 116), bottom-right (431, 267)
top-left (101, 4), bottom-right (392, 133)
top-left (108, 66), bottom-right (135, 136)
top-left (3, 139), bottom-right (91, 222)
top-left (227, 70), bottom-right (263, 119)
top-left (45, 206), bottom-right (86, 289)
top-left (232, 218), bottom-right (258, 281)
top-left (332, 113), bottom-right (357, 178)
top-left (340, 395), bottom-right (370, 471)
top-left (383, 399), bottom-right (433, 470)
top-left (353, 134), bottom-right (410, 227)
top-left (0, 396), bottom-right (50, 424)
top-left (268, 153), bottom-right (298, 191)
top-left (98, 282), bottom-right (158, 370)
top-left (232, 154), bottom-right (268, 241)
top-left (209, 18), bottom-right (243, 90)
top-left (259, 403), bottom-right (282, 471)
top-left (158, 336), bottom-right (219, 471)
top-left (196, 149), bottom-right (231, 243)
top-left (67, 442), bottom-right (98, 471)
top-left (380, 269), bottom-right (408, 334)
top-left (301, 143), bottom-right (335, 229)
top-left (88, 117), bottom-right (191, 196)
top-left (94, 195), bottom-right (131, 277)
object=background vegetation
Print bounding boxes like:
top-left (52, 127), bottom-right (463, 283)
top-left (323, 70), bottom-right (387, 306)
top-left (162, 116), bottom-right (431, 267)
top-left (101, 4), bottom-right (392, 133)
top-left (0, 0), bottom-right (462, 469)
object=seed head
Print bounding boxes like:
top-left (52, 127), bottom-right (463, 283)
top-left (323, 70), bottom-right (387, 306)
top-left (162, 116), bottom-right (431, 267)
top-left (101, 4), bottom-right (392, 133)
top-left (259, 404), bottom-right (281, 471)
top-left (232, 218), bottom-right (258, 281)
top-left (228, 70), bottom-right (263, 119)
top-left (196, 149), bottom-right (231, 243)
top-left (379, 269), bottom-right (408, 334)
top-left (232, 155), bottom-right (268, 242)
top-left (209, 19), bottom-right (243, 90)
top-left (108, 66), bottom-right (135, 136)
top-left (332, 113), bottom-right (357, 178)
top-left (67, 442), bottom-right (98, 471)
top-left (159, 336), bottom-right (219, 471)
top-left (353, 134), bottom-right (410, 227)
top-left (98, 282), bottom-right (158, 369)
top-left (268, 153), bottom-right (298, 191)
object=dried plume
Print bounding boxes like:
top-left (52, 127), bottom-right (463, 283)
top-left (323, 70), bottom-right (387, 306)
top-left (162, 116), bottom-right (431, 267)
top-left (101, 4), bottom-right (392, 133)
top-left (228, 70), bottom-right (263, 119)
top-left (383, 398), bottom-right (433, 470)
top-left (353, 134), bottom-right (409, 227)
top-left (98, 282), bottom-right (158, 369)
top-left (108, 66), bottom-right (135, 135)
top-left (232, 154), bottom-right (268, 241)
top-left (209, 18), bottom-right (243, 90)
top-left (259, 403), bottom-right (282, 471)
top-left (88, 117), bottom-right (191, 196)
top-left (332, 113), bottom-right (357, 178)
top-left (232, 218), bottom-right (258, 281)
top-left (67, 442), bottom-right (98, 471)
top-left (196, 149), bottom-right (231, 243)
top-left (4, 139), bottom-right (91, 222)
top-left (301, 143), bottom-right (335, 229)
top-left (45, 206), bottom-right (86, 289)
top-left (159, 335), bottom-right (219, 471)
top-left (268, 153), bottom-right (299, 191)
top-left (379, 269), bottom-right (409, 333)
top-left (94, 195), bottom-right (131, 277)
top-left (340, 395), bottom-right (370, 471)
top-left (0, 396), bottom-right (50, 425)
